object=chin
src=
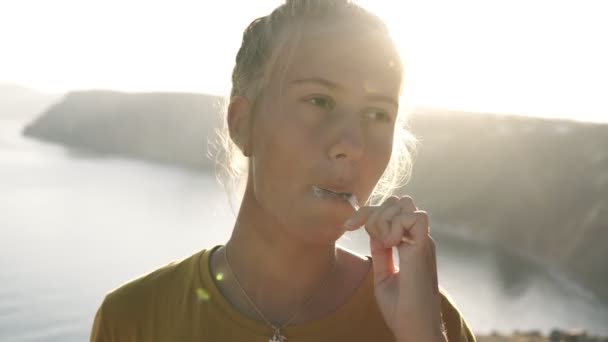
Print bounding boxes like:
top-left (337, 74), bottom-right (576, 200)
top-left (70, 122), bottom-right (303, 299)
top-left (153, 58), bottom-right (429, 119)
top-left (290, 219), bottom-right (347, 245)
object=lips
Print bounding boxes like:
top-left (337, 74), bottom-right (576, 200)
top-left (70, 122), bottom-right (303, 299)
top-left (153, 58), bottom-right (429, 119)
top-left (312, 185), bottom-right (360, 210)
top-left (313, 185), bottom-right (353, 197)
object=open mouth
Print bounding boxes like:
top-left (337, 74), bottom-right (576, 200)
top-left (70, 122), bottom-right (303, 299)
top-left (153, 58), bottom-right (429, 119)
top-left (312, 185), bottom-right (359, 209)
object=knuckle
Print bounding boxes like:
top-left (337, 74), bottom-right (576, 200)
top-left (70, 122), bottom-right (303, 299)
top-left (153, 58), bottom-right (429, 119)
top-left (415, 210), bottom-right (429, 220)
top-left (395, 212), bottom-right (416, 225)
top-left (384, 196), bottom-right (399, 206)
top-left (379, 217), bottom-right (391, 233)
top-left (400, 195), bottom-right (414, 202)
top-left (399, 195), bottom-right (415, 206)
top-left (397, 196), bottom-right (417, 213)
top-left (366, 221), bottom-right (384, 238)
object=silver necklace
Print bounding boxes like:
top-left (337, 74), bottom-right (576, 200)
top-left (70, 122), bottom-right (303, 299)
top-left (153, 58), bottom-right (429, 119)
top-left (223, 244), bottom-right (338, 342)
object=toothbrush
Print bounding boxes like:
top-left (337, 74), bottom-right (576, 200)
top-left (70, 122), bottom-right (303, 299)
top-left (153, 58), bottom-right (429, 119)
top-left (345, 193), bottom-right (360, 211)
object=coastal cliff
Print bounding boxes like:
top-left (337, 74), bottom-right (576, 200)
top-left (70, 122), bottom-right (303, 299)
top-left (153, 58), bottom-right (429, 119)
top-left (23, 90), bottom-right (224, 169)
top-left (404, 108), bottom-right (608, 303)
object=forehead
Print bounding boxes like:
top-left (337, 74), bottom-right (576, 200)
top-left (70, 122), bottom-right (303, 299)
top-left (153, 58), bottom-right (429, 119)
top-left (279, 28), bottom-right (402, 97)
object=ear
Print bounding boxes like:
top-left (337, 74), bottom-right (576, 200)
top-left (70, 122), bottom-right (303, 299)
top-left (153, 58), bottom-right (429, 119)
top-left (227, 96), bottom-right (253, 157)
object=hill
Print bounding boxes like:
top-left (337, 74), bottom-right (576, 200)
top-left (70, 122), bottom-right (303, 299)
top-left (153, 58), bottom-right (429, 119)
top-left (404, 108), bottom-right (608, 302)
top-left (23, 90), bottom-right (224, 169)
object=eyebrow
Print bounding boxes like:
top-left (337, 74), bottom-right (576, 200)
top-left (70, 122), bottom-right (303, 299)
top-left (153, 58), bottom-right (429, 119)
top-left (290, 77), bottom-right (399, 108)
top-left (366, 94), bottom-right (399, 108)
top-left (291, 77), bottom-right (341, 89)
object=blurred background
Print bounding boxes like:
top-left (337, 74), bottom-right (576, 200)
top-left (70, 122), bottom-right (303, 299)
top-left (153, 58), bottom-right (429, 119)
top-left (1, 1), bottom-right (607, 341)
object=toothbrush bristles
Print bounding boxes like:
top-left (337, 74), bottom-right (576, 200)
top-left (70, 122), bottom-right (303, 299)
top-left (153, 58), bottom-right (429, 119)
top-left (347, 194), bottom-right (360, 210)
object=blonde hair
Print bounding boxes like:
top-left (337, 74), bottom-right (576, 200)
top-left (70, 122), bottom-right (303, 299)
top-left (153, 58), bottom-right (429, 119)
top-left (212, 0), bottom-right (417, 207)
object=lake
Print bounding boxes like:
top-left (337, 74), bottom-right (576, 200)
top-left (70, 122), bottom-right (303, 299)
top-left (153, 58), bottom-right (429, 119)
top-left (1, 117), bottom-right (607, 341)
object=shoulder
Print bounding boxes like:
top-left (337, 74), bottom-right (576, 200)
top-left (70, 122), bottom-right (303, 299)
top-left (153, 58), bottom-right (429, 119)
top-left (105, 250), bottom-right (203, 309)
top-left (90, 249), bottom-right (208, 340)
top-left (439, 288), bottom-right (477, 342)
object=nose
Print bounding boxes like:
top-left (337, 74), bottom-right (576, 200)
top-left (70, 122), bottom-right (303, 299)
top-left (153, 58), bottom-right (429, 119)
top-left (327, 115), bottom-right (364, 162)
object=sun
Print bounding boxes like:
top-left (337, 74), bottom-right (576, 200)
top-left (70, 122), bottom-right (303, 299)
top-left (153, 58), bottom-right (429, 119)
top-left (359, 1), bottom-right (608, 123)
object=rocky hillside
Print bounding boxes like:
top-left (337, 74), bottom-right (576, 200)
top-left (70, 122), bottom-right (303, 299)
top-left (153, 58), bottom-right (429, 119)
top-left (23, 91), bottom-right (224, 169)
top-left (403, 108), bottom-right (608, 303)
top-left (23, 91), bottom-right (608, 302)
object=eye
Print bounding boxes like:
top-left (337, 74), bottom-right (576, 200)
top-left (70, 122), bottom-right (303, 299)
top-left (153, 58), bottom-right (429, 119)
top-left (363, 109), bottom-right (393, 123)
top-left (305, 95), bottom-right (335, 110)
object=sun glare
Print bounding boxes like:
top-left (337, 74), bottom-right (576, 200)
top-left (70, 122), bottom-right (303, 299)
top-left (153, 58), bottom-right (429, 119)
top-left (0, 0), bottom-right (279, 95)
top-left (362, 0), bottom-right (608, 123)
top-left (1, 0), bottom-right (606, 122)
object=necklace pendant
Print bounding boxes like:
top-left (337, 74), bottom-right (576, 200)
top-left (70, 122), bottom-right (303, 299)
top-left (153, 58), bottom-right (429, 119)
top-left (269, 329), bottom-right (286, 342)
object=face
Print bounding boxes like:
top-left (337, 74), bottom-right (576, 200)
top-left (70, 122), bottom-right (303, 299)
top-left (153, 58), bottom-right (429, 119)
top-left (245, 27), bottom-right (402, 243)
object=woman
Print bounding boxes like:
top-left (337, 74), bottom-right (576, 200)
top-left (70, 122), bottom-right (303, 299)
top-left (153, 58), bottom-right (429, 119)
top-left (91, 1), bottom-right (475, 341)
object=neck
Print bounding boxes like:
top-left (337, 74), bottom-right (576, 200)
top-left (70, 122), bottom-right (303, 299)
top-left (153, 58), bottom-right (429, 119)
top-left (218, 185), bottom-right (341, 325)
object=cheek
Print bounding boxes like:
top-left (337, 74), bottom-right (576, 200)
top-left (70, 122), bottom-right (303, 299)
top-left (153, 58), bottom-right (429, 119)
top-left (250, 114), bottom-right (315, 192)
top-left (364, 129), bottom-right (394, 180)
top-left (258, 103), bottom-right (322, 159)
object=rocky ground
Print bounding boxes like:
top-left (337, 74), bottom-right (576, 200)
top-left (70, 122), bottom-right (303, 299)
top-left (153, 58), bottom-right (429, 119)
top-left (477, 329), bottom-right (608, 341)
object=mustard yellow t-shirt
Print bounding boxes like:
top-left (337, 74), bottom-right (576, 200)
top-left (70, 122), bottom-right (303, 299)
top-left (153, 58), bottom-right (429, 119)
top-left (91, 246), bottom-right (476, 342)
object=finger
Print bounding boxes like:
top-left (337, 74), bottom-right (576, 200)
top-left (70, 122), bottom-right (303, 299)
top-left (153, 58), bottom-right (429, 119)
top-left (365, 196), bottom-right (399, 237)
top-left (343, 196), bottom-right (398, 231)
top-left (373, 202), bottom-right (404, 243)
top-left (369, 236), bottom-right (395, 283)
top-left (385, 212), bottom-right (417, 248)
top-left (396, 195), bottom-right (417, 213)
top-left (395, 233), bottom-right (441, 317)
top-left (367, 196), bottom-right (418, 247)
top-left (396, 196), bottom-right (419, 244)
top-left (428, 236), bottom-right (439, 294)
top-left (343, 205), bottom-right (375, 231)
top-left (408, 210), bottom-right (430, 241)
top-left (393, 211), bottom-right (428, 246)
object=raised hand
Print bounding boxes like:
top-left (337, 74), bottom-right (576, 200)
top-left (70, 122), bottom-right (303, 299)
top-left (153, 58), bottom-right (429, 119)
top-left (344, 196), bottom-right (446, 342)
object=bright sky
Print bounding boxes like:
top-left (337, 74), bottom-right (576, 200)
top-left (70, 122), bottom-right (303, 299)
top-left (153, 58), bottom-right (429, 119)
top-left (1, 0), bottom-right (607, 123)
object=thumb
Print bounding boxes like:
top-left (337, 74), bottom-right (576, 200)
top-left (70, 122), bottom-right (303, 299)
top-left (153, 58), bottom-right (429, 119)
top-left (343, 205), bottom-right (375, 231)
top-left (369, 236), bottom-right (395, 283)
